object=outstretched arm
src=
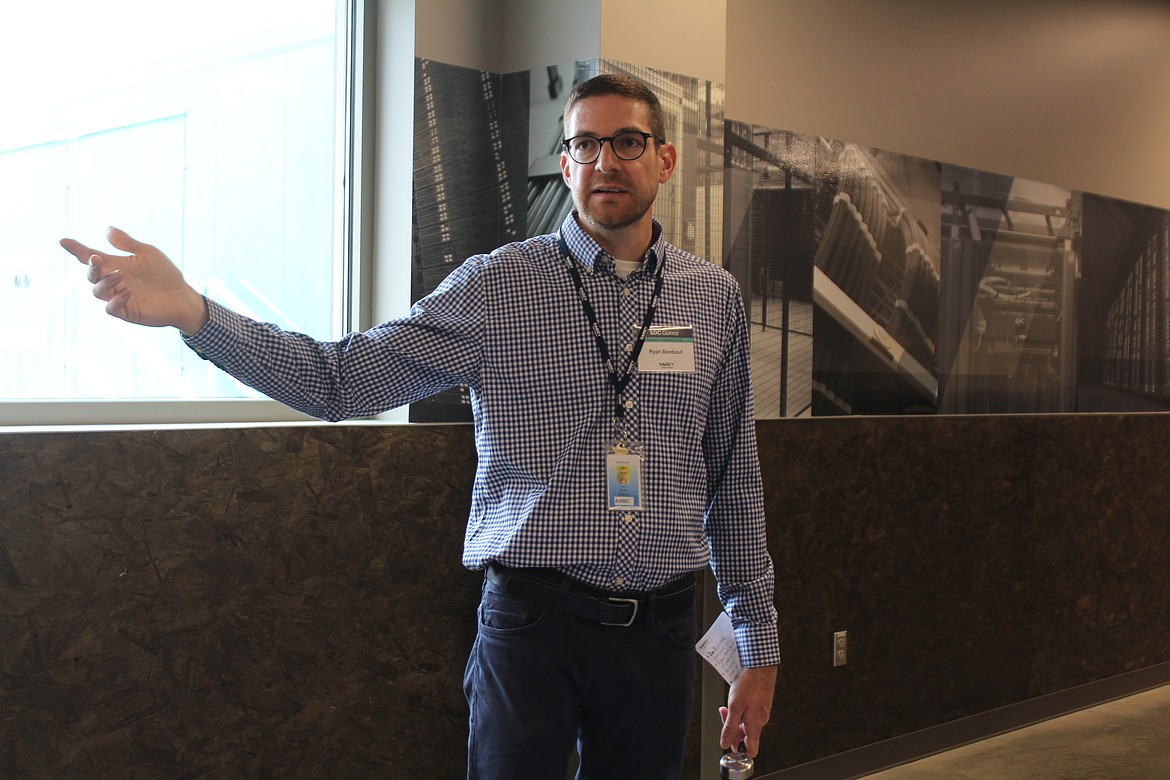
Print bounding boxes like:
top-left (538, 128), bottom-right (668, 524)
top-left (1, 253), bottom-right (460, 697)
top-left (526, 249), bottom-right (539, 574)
top-left (60, 227), bottom-right (209, 336)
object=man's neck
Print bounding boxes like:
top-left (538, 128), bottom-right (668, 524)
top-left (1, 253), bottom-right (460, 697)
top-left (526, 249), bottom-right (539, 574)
top-left (576, 214), bottom-right (654, 263)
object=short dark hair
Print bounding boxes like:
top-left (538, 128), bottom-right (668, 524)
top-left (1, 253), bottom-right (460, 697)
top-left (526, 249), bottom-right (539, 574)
top-left (563, 73), bottom-right (666, 143)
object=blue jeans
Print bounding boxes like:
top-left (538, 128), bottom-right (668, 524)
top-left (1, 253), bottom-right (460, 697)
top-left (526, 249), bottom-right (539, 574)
top-left (464, 578), bottom-right (698, 780)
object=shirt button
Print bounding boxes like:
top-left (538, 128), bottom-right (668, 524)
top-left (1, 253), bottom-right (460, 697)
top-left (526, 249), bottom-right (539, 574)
top-left (623, 399), bottom-right (634, 410)
top-left (623, 288), bottom-right (633, 297)
top-left (624, 513), bottom-right (635, 523)
top-left (625, 342), bottom-right (634, 353)
top-left (615, 576), bottom-right (626, 587)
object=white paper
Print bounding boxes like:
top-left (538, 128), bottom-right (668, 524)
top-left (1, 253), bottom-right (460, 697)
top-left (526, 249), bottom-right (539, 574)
top-left (696, 611), bottom-right (743, 684)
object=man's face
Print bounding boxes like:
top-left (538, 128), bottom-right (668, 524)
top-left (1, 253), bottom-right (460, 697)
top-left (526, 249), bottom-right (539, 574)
top-left (560, 94), bottom-right (676, 241)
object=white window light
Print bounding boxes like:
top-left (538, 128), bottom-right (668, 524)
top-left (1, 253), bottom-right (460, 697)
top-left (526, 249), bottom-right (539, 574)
top-left (0, 0), bottom-right (370, 427)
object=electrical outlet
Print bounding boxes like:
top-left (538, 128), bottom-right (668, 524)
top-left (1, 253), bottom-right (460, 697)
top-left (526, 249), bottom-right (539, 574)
top-left (833, 630), bottom-right (848, 667)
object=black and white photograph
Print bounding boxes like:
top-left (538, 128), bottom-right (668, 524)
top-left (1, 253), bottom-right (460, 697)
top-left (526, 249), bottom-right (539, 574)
top-left (408, 58), bottom-right (1170, 424)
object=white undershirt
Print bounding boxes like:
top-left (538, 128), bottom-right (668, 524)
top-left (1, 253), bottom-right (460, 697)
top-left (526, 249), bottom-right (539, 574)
top-left (614, 258), bottom-right (642, 279)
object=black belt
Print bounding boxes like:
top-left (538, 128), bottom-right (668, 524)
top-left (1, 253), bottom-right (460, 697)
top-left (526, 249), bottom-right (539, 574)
top-left (485, 563), bottom-right (695, 627)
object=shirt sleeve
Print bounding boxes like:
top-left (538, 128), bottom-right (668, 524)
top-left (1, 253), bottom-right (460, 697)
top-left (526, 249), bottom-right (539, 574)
top-left (702, 279), bottom-right (781, 668)
top-left (183, 256), bottom-right (487, 421)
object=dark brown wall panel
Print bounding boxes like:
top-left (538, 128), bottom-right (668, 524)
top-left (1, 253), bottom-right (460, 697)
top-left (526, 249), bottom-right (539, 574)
top-left (756, 415), bottom-right (1170, 768)
top-left (2, 416), bottom-right (1168, 777)
top-left (0, 426), bottom-right (480, 777)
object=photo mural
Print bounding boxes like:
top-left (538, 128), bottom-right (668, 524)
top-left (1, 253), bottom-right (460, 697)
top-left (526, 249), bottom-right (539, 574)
top-left (410, 58), bottom-right (1170, 420)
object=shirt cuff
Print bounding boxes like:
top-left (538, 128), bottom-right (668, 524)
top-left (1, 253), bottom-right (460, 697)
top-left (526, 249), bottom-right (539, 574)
top-left (181, 298), bottom-right (238, 360)
top-left (736, 621), bottom-right (782, 668)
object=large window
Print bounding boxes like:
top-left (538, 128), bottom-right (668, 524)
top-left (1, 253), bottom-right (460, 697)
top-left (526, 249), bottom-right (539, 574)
top-left (0, 1), bottom-right (352, 425)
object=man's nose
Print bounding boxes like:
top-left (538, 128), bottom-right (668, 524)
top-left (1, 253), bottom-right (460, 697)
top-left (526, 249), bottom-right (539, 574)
top-left (594, 140), bottom-right (624, 169)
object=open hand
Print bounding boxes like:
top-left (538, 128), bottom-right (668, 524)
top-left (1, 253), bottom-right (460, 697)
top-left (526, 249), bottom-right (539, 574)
top-left (60, 227), bottom-right (208, 335)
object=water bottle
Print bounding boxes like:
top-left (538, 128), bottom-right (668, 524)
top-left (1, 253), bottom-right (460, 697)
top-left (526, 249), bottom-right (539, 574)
top-left (719, 748), bottom-right (754, 779)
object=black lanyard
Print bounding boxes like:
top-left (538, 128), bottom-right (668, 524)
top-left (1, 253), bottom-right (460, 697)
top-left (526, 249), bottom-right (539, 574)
top-left (558, 234), bottom-right (665, 428)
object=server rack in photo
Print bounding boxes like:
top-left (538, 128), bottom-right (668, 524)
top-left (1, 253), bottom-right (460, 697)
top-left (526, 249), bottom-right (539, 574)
top-left (803, 141), bottom-right (942, 416)
top-left (723, 124), bottom-right (817, 419)
top-left (409, 59), bottom-right (529, 422)
top-left (937, 167), bottom-right (1080, 414)
top-left (1078, 195), bottom-right (1170, 412)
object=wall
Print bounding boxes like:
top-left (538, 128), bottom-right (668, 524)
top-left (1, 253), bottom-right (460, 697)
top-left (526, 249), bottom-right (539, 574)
top-left (599, 0), bottom-right (727, 85)
top-left (0, 425), bottom-right (481, 777)
top-left (2, 419), bottom-right (1168, 777)
top-left (725, 0), bottom-right (1170, 210)
top-left (759, 414), bottom-right (1170, 771)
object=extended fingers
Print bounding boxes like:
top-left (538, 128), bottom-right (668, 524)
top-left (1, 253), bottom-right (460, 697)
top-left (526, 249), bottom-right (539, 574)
top-left (60, 236), bottom-right (132, 283)
top-left (59, 238), bottom-right (99, 264)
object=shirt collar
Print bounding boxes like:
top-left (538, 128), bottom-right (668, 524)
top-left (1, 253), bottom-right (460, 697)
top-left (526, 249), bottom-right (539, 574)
top-left (559, 211), bottom-right (665, 276)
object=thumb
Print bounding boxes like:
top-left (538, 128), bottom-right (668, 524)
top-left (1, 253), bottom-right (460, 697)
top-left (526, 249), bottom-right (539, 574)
top-left (106, 226), bottom-right (153, 255)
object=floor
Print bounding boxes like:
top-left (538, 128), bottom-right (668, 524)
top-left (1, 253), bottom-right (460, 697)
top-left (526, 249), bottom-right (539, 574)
top-left (861, 684), bottom-right (1170, 779)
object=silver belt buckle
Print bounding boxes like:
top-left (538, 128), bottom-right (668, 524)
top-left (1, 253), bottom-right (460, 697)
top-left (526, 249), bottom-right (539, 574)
top-left (602, 597), bottom-right (640, 627)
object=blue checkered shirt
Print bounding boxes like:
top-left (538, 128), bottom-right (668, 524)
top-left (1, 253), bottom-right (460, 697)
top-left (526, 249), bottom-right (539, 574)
top-left (186, 213), bottom-right (779, 667)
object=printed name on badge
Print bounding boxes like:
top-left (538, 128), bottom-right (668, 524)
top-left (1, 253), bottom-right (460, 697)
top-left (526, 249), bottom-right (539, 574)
top-left (638, 325), bottom-right (695, 373)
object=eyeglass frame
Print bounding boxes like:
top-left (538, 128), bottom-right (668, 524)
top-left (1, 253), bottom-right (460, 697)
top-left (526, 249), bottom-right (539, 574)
top-left (561, 131), bottom-right (666, 165)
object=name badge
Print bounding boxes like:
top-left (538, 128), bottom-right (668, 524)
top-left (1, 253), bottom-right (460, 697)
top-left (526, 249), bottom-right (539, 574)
top-left (606, 451), bottom-right (643, 511)
top-left (638, 325), bottom-right (695, 373)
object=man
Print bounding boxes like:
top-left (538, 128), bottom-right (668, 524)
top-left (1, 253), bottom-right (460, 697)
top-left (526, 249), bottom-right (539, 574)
top-left (62, 73), bottom-right (778, 779)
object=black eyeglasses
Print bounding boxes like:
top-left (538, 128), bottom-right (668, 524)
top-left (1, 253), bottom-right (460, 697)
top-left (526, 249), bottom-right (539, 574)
top-left (562, 131), bottom-right (664, 164)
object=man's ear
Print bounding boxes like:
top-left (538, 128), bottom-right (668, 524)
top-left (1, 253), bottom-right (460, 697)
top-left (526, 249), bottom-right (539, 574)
top-left (560, 151), bottom-right (572, 186)
top-left (658, 142), bottom-right (678, 184)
